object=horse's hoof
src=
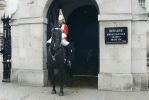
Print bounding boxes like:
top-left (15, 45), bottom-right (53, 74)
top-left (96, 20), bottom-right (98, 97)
top-left (51, 90), bottom-right (56, 94)
top-left (59, 92), bottom-right (64, 96)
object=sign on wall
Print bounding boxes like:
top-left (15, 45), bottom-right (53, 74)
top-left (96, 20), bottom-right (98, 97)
top-left (105, 27), bottom-right (128, 44)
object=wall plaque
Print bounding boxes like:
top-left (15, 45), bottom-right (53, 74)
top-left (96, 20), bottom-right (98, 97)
top-left (105, 27), bottom-right (128, 44)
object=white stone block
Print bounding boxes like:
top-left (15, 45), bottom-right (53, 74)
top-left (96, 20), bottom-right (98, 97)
top-left (12, 36), bottom-right (19, 48)
top-left (133, 74), bottom-right (148, 91)
top-left (132, 60), bottom-right (147, 73)
top-left (19, 48), bottom-right (27, 58)
top-left (11, 22), bottom-right (47, 70)
top-left (100, 21), bottom-right (131, 74)
top-left (11, 68), bottom-right (20, 81)
top-left (26, 58), bottom-right (44, 70)
top-left (13, 1), bottom-right (45, 19)
top-left (100, 47), bottom-right (131, 60)
top-left (98, 14), bottom-right (132, 21)
top-left (12, 57), bottom-right (43, 70)
top-left (100, 59), bottom-right (131, 73)
top-left (30, 24), bottom-right (43, 37)
top-left (100, 21), bottom-right (131, 48)
top-left (132, 14), bottom-right (148, 21)
top-left (18, 69), bottom-right (48, 86)
top-left (98, 0), bottom-right (131, 14)
top-left (147, 67), bottom-right (149, 84)
top-left (132, 35), bottom-right (147, 49)
top-left (98, 73), bottom-right (112, 90)
top-left (132, 21), bottom-right (147, 35)
top-left (98, 73), bottom-right (133, 91)
top-left (112, 74), bottom-right (133, 91)
top-left (27, 47), bottom-right (43, 58)
top-left (132, 0), bottom-right (147, 14)
top-left (132, 48), bottom-right (147, 60)
top-left (12, 48), bottom-right (19, 57)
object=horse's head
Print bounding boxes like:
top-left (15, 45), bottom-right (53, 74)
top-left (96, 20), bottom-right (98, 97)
top-left (51, 27), bottom-right (62, 50)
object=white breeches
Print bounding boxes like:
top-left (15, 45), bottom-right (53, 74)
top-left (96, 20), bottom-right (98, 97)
top-left (47, 38), bottom-right (52, 44)
top-left (61, 39), bottom-right (70, 46)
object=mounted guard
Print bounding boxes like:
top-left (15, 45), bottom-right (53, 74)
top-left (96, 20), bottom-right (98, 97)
top-left (47, 9), bottom-right (74, 96)
top-left (47, 9), bottom-right (72, 65)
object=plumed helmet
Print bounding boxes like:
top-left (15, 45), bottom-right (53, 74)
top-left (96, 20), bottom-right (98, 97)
top-left (58, 9), bottom-right (65, 22)
top-left (58, 14), bottom-right (64, 20)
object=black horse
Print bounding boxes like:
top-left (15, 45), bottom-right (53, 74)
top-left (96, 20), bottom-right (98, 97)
top-left (47, 26), bottom-right (73, 96)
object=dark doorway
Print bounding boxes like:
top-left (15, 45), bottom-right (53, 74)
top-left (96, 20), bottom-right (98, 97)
top-left (67, 5), bottom-right (99, 76)
top-left (47, 1), bottom-right (99, 88)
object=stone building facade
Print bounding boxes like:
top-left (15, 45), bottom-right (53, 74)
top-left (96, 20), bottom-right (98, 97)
top-left (0, 0), bottom-right (149, 91)
top-left (0, 0), bottom-right (5, 45)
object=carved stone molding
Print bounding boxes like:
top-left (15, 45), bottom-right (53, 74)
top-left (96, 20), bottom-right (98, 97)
top-left (0, 0), bottom-right (6, 10)
top-left (145, 0), bottom-right (149, 13)
top-left (139, 0), bottom-right (146, 8)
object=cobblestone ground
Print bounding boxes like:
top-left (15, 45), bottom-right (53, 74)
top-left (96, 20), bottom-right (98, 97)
top-left (0, 78), bottom-right (148, 100)
top-left (0, 82), bottom-right (148, 100)
top-left (0, 59), bottom-right (148, 100)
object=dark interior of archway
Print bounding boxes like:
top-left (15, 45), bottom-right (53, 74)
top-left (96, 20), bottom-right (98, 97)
top-left (67, 5), bottom-right (99, 76)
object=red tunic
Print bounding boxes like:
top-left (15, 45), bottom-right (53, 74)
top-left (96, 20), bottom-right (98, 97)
top-left (61, 24), bottom-right (69, 40)
top-left (63, 24), bottom-right (68, 35)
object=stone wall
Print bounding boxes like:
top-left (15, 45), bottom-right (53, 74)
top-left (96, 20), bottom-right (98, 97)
top-left (98, 0), bottom-right (148, 91)
top-left (10, 0), bottom-right (50, 86)
top-left (0, 0), bottom-right (6, 74)
top-left (7, 0), bottom-right (149, 90)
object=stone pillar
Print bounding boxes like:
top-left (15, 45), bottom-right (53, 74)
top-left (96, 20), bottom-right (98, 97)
top-left (0, 0), bottom-right (6, 9)
top-left (98, 14), bottom-right (133, 91)
top-left (131, 0), bottom-right (148, 91)
top-left (11, 17), bottom-right (48, 86)
top-left (131, 19), bottom-right (148, 91)
top-left (97, 0), bottom-right (133, 91)
top-left (148, 19), bottom-right (149, 87)
top-left (98, 0), bottom-right (148, 91)
top-left (0, 0), bottom-right (6, 73)
top-left (0, 0), bottom-right (5, 39)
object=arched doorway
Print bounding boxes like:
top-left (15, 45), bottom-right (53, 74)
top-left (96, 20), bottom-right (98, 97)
top-left (47, 0), bottom-right (99, 86)
top-left (67, 5), bottom-right (99, 76)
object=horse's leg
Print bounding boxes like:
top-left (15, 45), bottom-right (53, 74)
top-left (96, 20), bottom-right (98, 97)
top-left (67, 46), bottom-right (74, 85)
top-left (68, 64), bottom-right (73, 85)
top-left (59, 67), bottom-right (64, 96)
top-left (51, 67), bottom-right (56, 94)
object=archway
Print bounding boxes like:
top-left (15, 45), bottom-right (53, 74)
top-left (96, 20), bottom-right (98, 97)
top-left (67, 5), bottom-right (99, 76)
top-left (47, 0), bottom-right (99, 86)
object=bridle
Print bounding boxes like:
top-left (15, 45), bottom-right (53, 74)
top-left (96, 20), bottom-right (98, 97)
top-left (50, 27), bottom-right (62, 61)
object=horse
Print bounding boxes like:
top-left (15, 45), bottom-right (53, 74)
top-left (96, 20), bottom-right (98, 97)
top-left (64, 42), bottom-right (75, 85)
top-left (47, 25), bottom-right (73, 96)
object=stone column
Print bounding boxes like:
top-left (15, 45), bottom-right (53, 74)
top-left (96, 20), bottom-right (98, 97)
top-left (131, 0), bottom-right (148, 91)
top-left (0, 0), bottom-right (6, 73)
top-left (11, 17), bottom-right (48, 86)
top-left (97, 0), bottom-right (148, 91)
top-left (98, 15), bottom-right (133, 91)
top-left (0, 0), bottom-right (5, 38)
top-left (97, 0), bottom-right (133, 91)
top-left (0, 0), bottom-right (6, 9)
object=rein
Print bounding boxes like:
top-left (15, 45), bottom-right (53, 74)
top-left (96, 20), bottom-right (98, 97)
top-left (49, 42), bottom-right (63, 61)
top-left (49, 27), bottom-right (62, 61)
